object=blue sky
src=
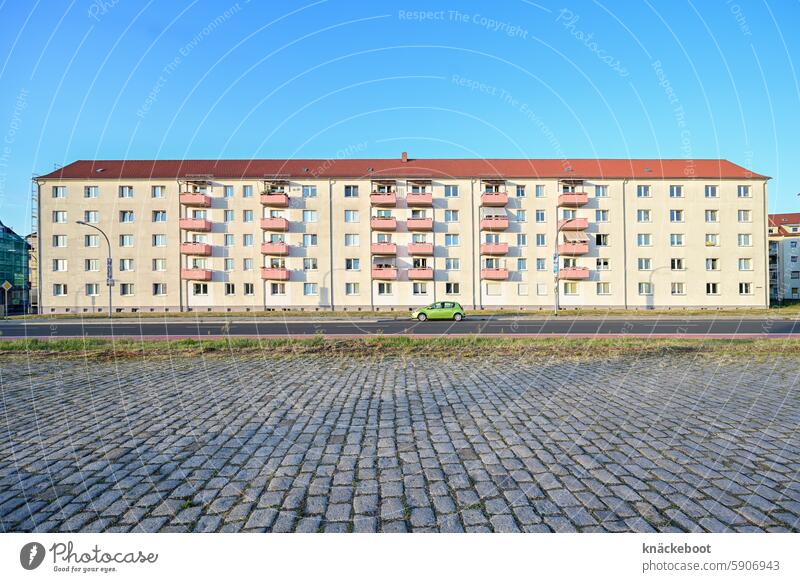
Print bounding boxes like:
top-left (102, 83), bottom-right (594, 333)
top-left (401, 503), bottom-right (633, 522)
top-left (1, 0), bottom-right (798, 234)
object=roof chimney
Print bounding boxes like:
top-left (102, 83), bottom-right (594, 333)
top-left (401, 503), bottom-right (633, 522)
top-left (401, 151), bottom-right (408, 163)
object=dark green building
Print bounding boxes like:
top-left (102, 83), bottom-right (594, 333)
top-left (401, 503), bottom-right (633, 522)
top-left (0, 220), bottom-right (30, 314)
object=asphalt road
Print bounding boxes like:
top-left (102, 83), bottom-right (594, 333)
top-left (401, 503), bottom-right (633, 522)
top-left (0, 316), bottom-right (798, 338)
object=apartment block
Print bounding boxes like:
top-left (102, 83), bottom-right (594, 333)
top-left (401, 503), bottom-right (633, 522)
top-left (768, 213), bottom-right (800, 301)
top-left (35, 156), bottom-right (769, 313)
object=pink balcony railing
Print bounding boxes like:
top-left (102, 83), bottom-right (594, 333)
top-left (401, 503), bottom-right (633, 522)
top-left (480, 216), bottom-right (509, 230)
top-left (260, 217), bottom-right (289, 231)
top-left (558, 192), bottom-right (589, 207)
top-left (559, 267), bottom-right (590, 280)
top-left (480, 243), bottom-right (509, 255)
top-left (371, 267), bottom-right (397, 280)
top-left (371, 217), bottom-right (397, 231)
top-left (260, 242), bottom-right (289, 255)
top-left (180, 268), bottom-right (212, 281)
top-left (406, 192), bottom-right (433, 206)
top-left (260, 267), bottom-right (290, 281)
top-left (406, 217), bottom-right (433, 231)
top-left (179, 193), bottom-right (212, 207)
top-left (260, 193), bottom-right (289, 207)
top-left (408, 267), bottom-right (434, 280)
top-left (371, 242), bottom-right (397, 255)
top-left (370, 192), bottom-right (397, 206)
top-left (180, 242), bottom-right (212, 256)
top-left (558, 218), bottom-right (589, 230)
top-left (480, 192), bottom-right (508, 206)
top-left (557, 243), bottom-right (589, 255)
top-left (179, 218), bottom-right (212, 231)
top-left (480, 268), bottom-right (508, 280)
top-left (407, 242), bottom-right (433, 255)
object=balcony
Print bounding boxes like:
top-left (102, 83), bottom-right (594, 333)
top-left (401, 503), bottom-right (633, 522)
top-left (370, 192), bottom-right (397, 206)
top-left (480, 192), bottom-right (508, 207)
top-left (407, 242), bottom-right (434, 255)
top-left (559, 267), bottom-right (590, 280)
top-left (179, 218), bottom-right (212, 231)
top-left (371, 217), bottom-right (397, 231)
top-left (180, 242), bottom-right (212, 256)
top-left (406, 192), bottom-right (433, 206)
top-left (558, 192), bottom-right (589, 207)
top-left (372, 266), bottom-right (397, 280)
top-left (260, 242), bottom-right (289, 255)
top-left (407, 217), bottom-right (433, 231)
top-left (480, 243), bottom-right (509, 255)
top-left (260, 217), bottom-right (289, 231)
top-left (558, 218), bottom-right (589, 231)
top-left (408, 267), bottom-right (434, 280)
top-left (557, 243), bottom-right (589, 255)
top-left (179, 193), bottom-right (212, 207)
top-left (180, 268), bottom-right (212, 281)
top-left (481, 268), bottom-right (508, 280)
top-left (480, 216), bottom-right (509, 230)
top-left (260, 193), bottom-right (289, 207)
top-left (260, 267), bottom-right (290, 281)
top-left (371, 242), bottom-right (397, 255)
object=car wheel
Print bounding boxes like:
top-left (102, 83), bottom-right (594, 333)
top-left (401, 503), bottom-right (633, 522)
top-left (417, 313), bottom-right (427, 322)
top-left (453, 313), bottom-right (463, 321)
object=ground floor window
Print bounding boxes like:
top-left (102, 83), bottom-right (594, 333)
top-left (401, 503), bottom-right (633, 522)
top-left (225, 283), bottom-right (235, 296)
top-left (738, 282), bottom-right (752, 295)
top-left (412, 282), bottom-right (427, 295)
top-left (345, 282), bottom-right (359, 296)
top-left (445, 282), bottom-right (460, 295)
top-left (377, 282), bottom-right (392, 296)
top-left (193, 283), bottom-right (208, 296)
top-left (271, 283), bottom-right (286, 295)
top-left (244, 283), bottom-right (254, 296)
top-left (563, 282), bottom-right (578, 295)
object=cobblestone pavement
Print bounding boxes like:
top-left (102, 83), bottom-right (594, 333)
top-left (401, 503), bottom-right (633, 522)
top-left (1, 354), bottom-right (798, 533)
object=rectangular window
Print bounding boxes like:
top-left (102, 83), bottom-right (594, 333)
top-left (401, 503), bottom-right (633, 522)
top-left (637, 209), bottom-right (651, 223)
top-left (563, 282), bottom-right (578, 295)
top-left (243, 283), bottom-right (254, 295)
top-left (84, 234), bottom-right (98, 248)
top-left (224, 234), bottom-right (234, 247)
top-left (595, 234), bottom-right (609, 247)
top-left (303, 258), bottom-right (318, 271)
top-left (119, 186), bottom-right (133, 198)
top-left (444, 185), bottom-right (459, 198)
top-left (119, 235), bottom-right (133, 247)
top-left (706, 258), bottom-right (719, 271)
top-left (444, 209), bottom-right (459, 222)
top-left (638, 282), bottom-right (653, 296)
top-left (535, 210), bottom-right (546, 223)
top-left (243, 185), bottom-right (253, 198)
top-left (152, 234), bottom-right (166, 247)
top-left (517, 234), bottom-right (528, 247)
top-left (345, 258), bottom-right (360, 271)
top-left (705, 233), bottom-right (718, 247)
top-left (344, 210), bottom-right (359, 223)
top-left (596, 282), bottom-right (610, 295)
top-left (120, 210), bottom-right (135, 223)
top-left (243, 234), bottom-right (253, 247)
top-left (515, 185), bottom-right (526, 197)
top-left (445, 258), bottom-right (460, 271)
top-left (224, 210), bottom-right (234, 223)
top-left (412, 282), bottom-right (427, 295)
top-left (637, 233), bottom-right (652, 247)
top-left (53, 284), bottom-right (68, 296)
top-left (85, 283), bottom-right (99, 296)
top-left (119, 258), bottom-right (134, 272)
top-left (243, 258), bottom-right (253, 271)
top-left (705, 210), bottom-right (718, 223)
top-left (52, 211), bottom-right (67, 224)
top-left (85, 186), bottom-right (99, 198)
top-left (595, 185), bottom-right (607, 198)
top-left (303, 210), bottom-right (318, 223)
top-left (52, 186), bottom-right (66, 198)
top-left (636, 185), bottom-right (650, 198)
top-left (738, 258), bottom-right (752, 271)
top-left (739, 282), bottom-right (752, 295)
top-left (706, 282), bottom-right (719, 295)
top-left (535, 185), bottom-right (545, 198)
top-left (670, 258), bottom-right (684, 270)
top-left (224, 258), bottom-right (234, 272)
top-left (516, 209), bottom-right (526, 222)
top-left (345, 282), bottom-right (360, 296)
top-left (637, 258), bottom-right (652, 271)
top-left (152, 258), bottom-right (166, 272)
top-left (738, 234), bottom-right (752, 247)
top-left (151, 185), bottom-right (164, 198)
top-left (303, 234), bottom-right (318, 247)
top-left (517, 258), bottom-right (527, 271)
top-left (243, 210), bottom-right (253, 223)
top-left (153, 283), bottom-right (167, 296)
top-left (120, 283), bottom-right (134, 296)
top-left (302, 185), bottom-right (317, 198)
top-left (345, 234), bottom-right (360, 247)
top-left (517, 284), bottom-right (529, 296)
top-left (596, 209), bottom-right (609, 222)
top-left (224, 283), bottom-right (235, 295)
top-left (669, 185), bottom-right (683, 198)
top-left (669, 209), bottom-right (684, 223)
top-left (52, 259), bottom-right (67, 272)
top-left (85, 259), bottom-right (99, 271)
top-left (737, 185), bottom-right (751, 198)
top-left (445, 282), bottom-right (460, 295)
top-left (737, 210), bottom-right (751, 223)
top-left (671, 282), bottom-right (685, 296)
top-left (271, 283), bottom-right (286, 295)
top-left (193, 283), bottom-right (209, 296)
top-left (445, 234), bottom-right (459, 247)
top-left (536, 234), bottom-right (546, 247)
top-left (596, 258), bottom-right (610, 271)
top-left (377, 282), bottom-right (392, 296)
top-left (705, 185), bottom-right (717, 198)
top-left (344, 185), bottom-right (358, 198)
top-left (670, 234), bottom-right (684, 247)
top-left (152, 210), bottom-right (167, 222)
top-left (223, 185), bottom-right (234, 198)
top-left (84, 210), bottom-right (99, 223)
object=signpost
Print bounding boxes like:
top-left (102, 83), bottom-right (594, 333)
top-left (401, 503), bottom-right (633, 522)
top-left (1, 280), bottom-right (12, 319)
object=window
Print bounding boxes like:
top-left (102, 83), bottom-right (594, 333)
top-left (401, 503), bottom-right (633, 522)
top-left (85, 259), bottom-right (99, 272)
top-left (151, 185), bottom-right (164, 198)
top-left (193, 283), bottom-right (209, 296)
top-left (596, 258), bottom-right (610, 271)
top-left (84, 210), bottom-right (99, 223)
top-left (224, 234), bottom-right (234, 247)
top-left (563, 282), bottom-right (578, 295)
top-left (243, 283), bottom-right (254, 296)
top-left (152, 258), bottom-right (166, 272)
top-left (738, 234), bottom-right (752, 247)
top-left (303, 283), bottom-right (319, 296)
top-left (302, 210), bottom-right (318, 223)
top-left (516, 209), bottom-right (526, 222)
top-left (536, 234), bottom-right (546, 247)
top-left (669, 185), bottom-right (683, 198)
top-left (595, 234), bottom-right (609, 247)
top-left (738, 258), bottom-right (752, 271)
top-left (302, 185), bottom-right (317, 198)
top-left (517, 234), bottom-right (528, 247)
top-left (303, 258), bottom-right (318, 271)
top-left (377, 282), bottom-right (392, 295)
top-left (344, 185), bottom-right (358, 198)
top-left (223, 185), bottom-right (234, 198)
top-left (636, 185), bottom-right (650, 198)
top-left (704, 233), bottom-right (718, 247)
top-left (241, 185), bottom-right (252, 198)
top-left (52, 186), bottom-right (66, 198)
top-left (119, 258), bottom-right (134, 272)
top-left (671, 282), bottom-right (685, 295)
top-left (152, 210), bottom-right (167, 222)
top-left (705, 185), bottom-right (717, 198)
top-left (153, 283), bottom-right (167, 296)
top-left (637, 258), bottom-right (652, 271)
top-left (670, 234), bottom-right (684, 247)
top-left (515, 185), bottom-right (526, 197)
top-left (345, 258), bottom-right (360, 271)
top-left (303, 234), bottom-right (318, 247)
top-left (535, 210), bottom-right (546, 223)
top-left (670, 258), bottom-right (684, 270)
top-left (224, 258), bottom-right (234, 272)
top-left (52, 259), bottom-right (67, 272)
top-left (152, 234), bottom-right (166, 247)
top-left (224, 210), bottom-right (234, 223)
top-left (344, 210), bottom-right (359, 223)
top-left (412, 282), bottom-right (428, 295)
top-left (119, 186), bottom-right (133, 198)
top-left (445, 234), bottom-right (459, 247)
top-left (516, 284), bottom-right (529, 296)
top-left (84, 234), bottom-right (98, 248)
top-left (345, 282), bottom-right (360, 296)
top-left (536, 258), bottom-right (546, 271)
top-left (243, 210), bottom-right (253, 223)
top-left (737, 210), bottom-right (751, 223)
top-left (345, 234), bottom-right (360, 247)
top-left (670, 209), bottom-right (684, 223)
top-left (445, 258), bottom-right (460, 271)
top-left (240, 233), bottom-right (252, 247)
top-left (271, 283), bottom-right (286, 295)
top-left (444, 185), bottom-right (459, 198)
top-left (53, 284), bottom-right (68, 296)
top-left (84, 283), bottom-right (99, 297)
top-left (706, 282), bottom-right (719, 295)
top-left (119, 235), bottom-right (133, 247)
top-left (444, 209), bottom-right (459, 222)
top-left (706, 258), bottom-right (719, 271)
top-left (637, 209), bottom-right (651, 223)
top-left (596, 209), bottom-right (609, 222)
top-left (595, 185), bottom-right (608, 198)
top-left (223, 283), bottom-right (235, 296)
top-left (120, 283), bottom-right (134, 296)
top-left (739, 282), bottom-right (752, 295)
top-left (638, 282), bottom-right (653, 295)
top-left (52, 211), bottom-right (67, 223)
top-left (737, 185), bottom-right (751, 198)
top-left (637, 233), bottom-right (652, 247)
top-left (243, 258), bottom-right (253, 271)
top-left (517, 258), bottom-right (527, 271)
top-left (596, 282), bottom-right (610, 295)
top-left (445, 282), bottom-right (460, 295)
top-left (120, 210), bottom-right (134, 223)
top-left (705, 210), bottom-right (718, 223)
top-left (85, 186), bottom-right (99, 198)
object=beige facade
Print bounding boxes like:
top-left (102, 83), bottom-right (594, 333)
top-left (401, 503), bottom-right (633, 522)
top-left (768, 213), bottom-right (800, 301)
top-left (35, 158), bottom-right (769, 313)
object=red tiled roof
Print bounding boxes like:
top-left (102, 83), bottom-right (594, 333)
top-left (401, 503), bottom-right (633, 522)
top-left (36, 158), bottom-right (768, 181)
top-left (769, 213), bottom-right (800, 236)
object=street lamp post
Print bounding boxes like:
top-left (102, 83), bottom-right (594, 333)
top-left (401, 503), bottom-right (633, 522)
top-left (553, 217), bottom-right (576, 316)
top-left (76, 221), bottom-right (113, 318)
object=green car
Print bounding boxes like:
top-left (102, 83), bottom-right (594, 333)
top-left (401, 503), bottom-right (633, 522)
top-left (411, 302), bottom-right (466, 322)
